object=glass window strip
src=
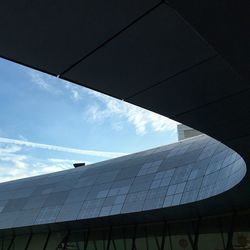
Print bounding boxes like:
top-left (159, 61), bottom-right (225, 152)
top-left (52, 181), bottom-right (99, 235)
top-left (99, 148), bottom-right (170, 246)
top-left (84, 229), bottom-right (90, 250)
top-left (144, 226), bottom-right (149, 250)
top-left (43, 231), bottom-right (51, 250)
top-left (6, 234), bottom-right (15, 250)
top-left (160, 222), bottom-right (167, 250)
top-left (131, 225), bottom-right (137, 250)
top-left (24, 234), bottom-right (32, 250)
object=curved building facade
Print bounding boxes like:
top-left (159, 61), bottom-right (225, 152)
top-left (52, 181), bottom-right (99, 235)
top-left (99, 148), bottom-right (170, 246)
top-left (0, 135), bottom-right (246, 229)
top-left (0, 135), bottom-right (248, 249)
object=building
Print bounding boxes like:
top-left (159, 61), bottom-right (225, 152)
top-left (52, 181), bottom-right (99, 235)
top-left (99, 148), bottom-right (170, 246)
top-left (0, 135), bottom-right (246, 249)
top-left (177, 124), bottom-right (202, 141)
top-left (0, 0), bottom-right (249, 249)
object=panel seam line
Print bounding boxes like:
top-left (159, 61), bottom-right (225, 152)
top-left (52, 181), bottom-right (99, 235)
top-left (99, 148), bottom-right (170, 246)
top-left (125, 54), bottom-right (219, 101)
top-left (59, 1), bottom-right (164, 77)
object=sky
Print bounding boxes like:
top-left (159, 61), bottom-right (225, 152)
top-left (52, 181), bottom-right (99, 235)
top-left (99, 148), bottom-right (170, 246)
top-left (0, 58), bottom-right (179, 182)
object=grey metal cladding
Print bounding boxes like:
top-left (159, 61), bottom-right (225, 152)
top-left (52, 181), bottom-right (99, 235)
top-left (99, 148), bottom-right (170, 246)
top-left (75, 175), bottom-right (97, 188)
top-left (86, 183), bottom-right (112, 200)
top-left (10, 188), bottom-right (36, 199)
top-left (64, 186), bottom-right (91, 204)
top-left (42, 191), bottom-right (69, 207)
top-left (23, 195), bottom-right (48, 210)
top-left (32, 184), bottom-right (56, 196)
top-left (13, 208), bottom-right (40, 227)
top-left (0, 200), bottom-right (7, 213)
top-left (185, 178), bottom-right (203, 192)
top-left (0, 135), bottom-right (246, 229)
top-left (56, 202), bottom-right (83, 222)
top-left (95, 170), bottom-right (119, 184)
top-left (78, 199), bottom-right (105, 219)
top-left (35, 206), bottom-right (61, 224)
top-left (0, 211), bottom-right (18, 229)
top-left (115, 165), bottom-right (141, 180)
top-left (146, 186), bottom-right (167, 207)
top-left (129, 175), bottom-right (154, 193)
top-left (122, 191), bottom-right (147, 212)
top-left (2, 198), bottom-right (27, 212)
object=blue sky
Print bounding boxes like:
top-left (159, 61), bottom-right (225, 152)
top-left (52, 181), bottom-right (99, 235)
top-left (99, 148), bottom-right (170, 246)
top-left (0, 58), bottom-right (178, 182)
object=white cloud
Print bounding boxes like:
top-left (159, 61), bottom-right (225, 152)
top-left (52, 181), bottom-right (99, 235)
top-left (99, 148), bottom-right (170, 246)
top-left (0, 136), bottom-right (127, 182)
top-left (0, 144), bottom-right (31, 181)
top-left (30, 162), bottom-right (71, 176)
top-left (28, 70), bottom-right (51, 91)
top-left (26, 69), bottom-right (177, 136)
top-left (30, 158), bottom-right (92, 176)
top-left (0, 145), bottom-right (22, 154)
top-left (0, 144), bottom-right (93, 182)
top-left (1, 156), bottom-right (28, 170)
top-left (27, 70), bottom-right (84, 101)
top-left (86, 90), bottom-right (179, 135)
top-left (48, 158), bottom-right (80, 164)
top-left (0, 128), bottom-right (6, 137)
top-left (0, 137), bottom-right (126, 158)
top-left (63, 82), bottom-right (82, 101)
top-left (48, 158), bottom-right (92, 166)
top-left (18, 134), bottom-right (28, 141)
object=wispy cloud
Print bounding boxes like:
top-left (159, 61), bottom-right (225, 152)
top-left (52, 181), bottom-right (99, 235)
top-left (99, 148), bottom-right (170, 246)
top-left (0, 137), bottom-right (126, 158)
top-left (63, 82), bottom-right (82, 101)
top-left (86, 91), bottom-right (179, 135)
top-left (28, 70), bottom-right (52, 91)
top-left (26, 68), bottom-right (179, 135)
top-left (27, 70), bottom-right (83, 101)
top-left (31, 159), bottom-right (92, 176)
top-left (0, 144), bottom-right (93, 182)
top-left (0, 144), bottom-right (33, 181)
top-left (0, 145), bottom-right (28, 170)
top-left (48, 158), bottom-right (90, 164)
top-left (31, 163), bottom-right (69, 176)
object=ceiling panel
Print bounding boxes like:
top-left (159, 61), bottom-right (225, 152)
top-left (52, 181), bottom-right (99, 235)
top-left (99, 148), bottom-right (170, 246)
top-left (169, 0), bottom-right (250, 83)
top-left (126, 56), bottom-right (249, 117)
top-left (0, 0), bottom-right (159, 75)
top-left (173, 89), bottom-right (250, 145)
top-left (63, 4), bottom-right (216, 99)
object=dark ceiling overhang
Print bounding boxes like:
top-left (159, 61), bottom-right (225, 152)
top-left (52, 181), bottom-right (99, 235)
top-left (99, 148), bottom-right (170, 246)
top-left (0, 1), bottom-right (249, 151)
